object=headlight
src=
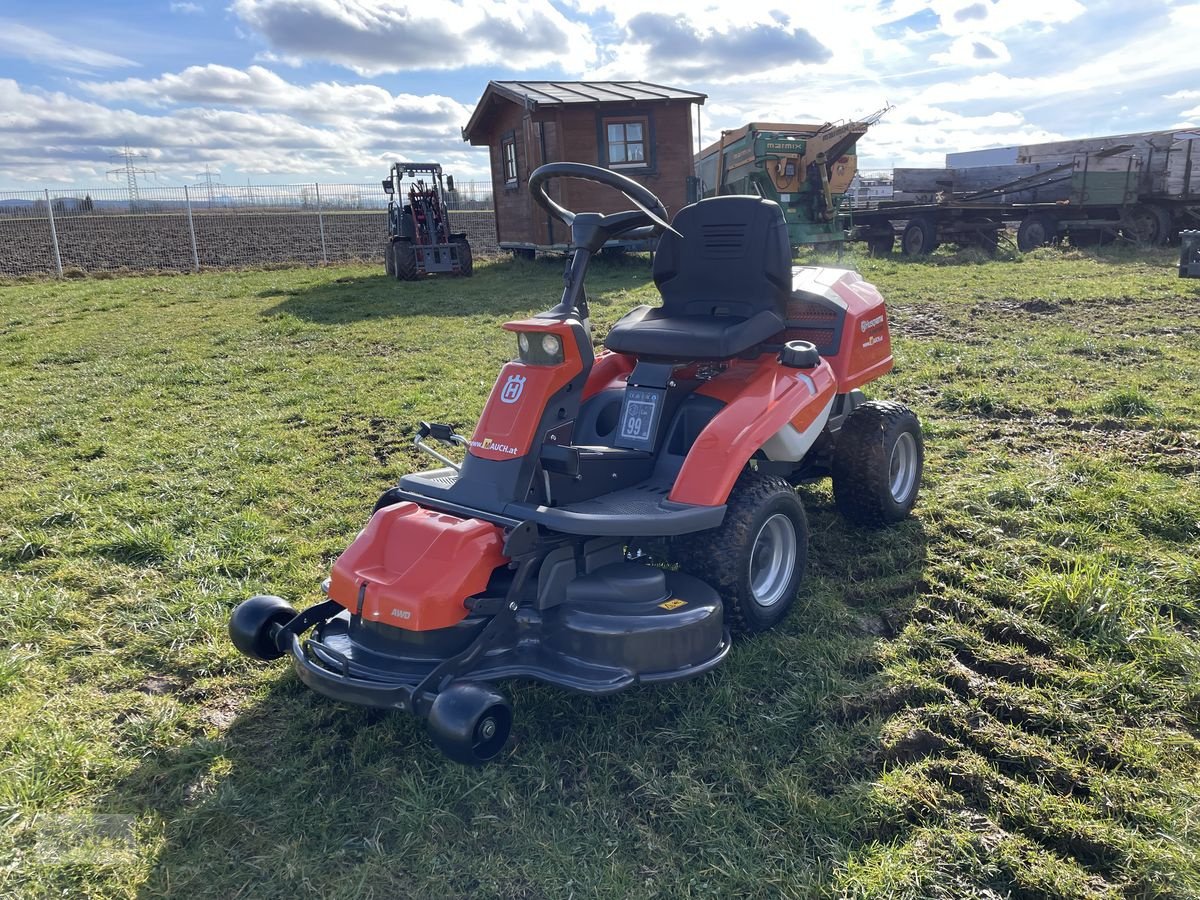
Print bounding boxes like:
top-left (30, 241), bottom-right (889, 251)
top-left (516, 331), bottom-right (565, 366)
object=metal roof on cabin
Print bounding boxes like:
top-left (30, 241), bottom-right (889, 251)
top-left (462, 80), bottom-right (706, 142)
top-left (491, 81), bottom-right (706, 105)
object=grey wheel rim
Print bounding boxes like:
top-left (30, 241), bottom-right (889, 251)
top-left (749, 513), bottom-right (797, 608)
top-left (889, 431), bottom-right (919, 503)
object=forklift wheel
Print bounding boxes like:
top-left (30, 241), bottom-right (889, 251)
top-left (675, 472), bottom-right (808, 633)
top-left (832, 401), bottom-right (923, 526)
top-left (393, 241), bottom-right (418, 281)
top-left (455, 240), bottom-right (474, 277)
top-left (426, 682), bottom-right (512, 765)
top-left (229, 595), bottom-right (297, 661)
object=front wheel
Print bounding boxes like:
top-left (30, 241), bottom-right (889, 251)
top-left (674, 472), bottom-right (809, 633)
top-left (229, 595), bottom-right (297, 661)
top-left (832, 401), bottom-right (923, 526)
top-left (455, 239), bottom-right (474, 276)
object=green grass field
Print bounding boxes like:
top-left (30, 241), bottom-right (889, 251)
top-left (2, 247), bottom-right (1199, 898)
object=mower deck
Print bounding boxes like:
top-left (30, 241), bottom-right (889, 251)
top-left (288, 564), bottom-right (732, 710)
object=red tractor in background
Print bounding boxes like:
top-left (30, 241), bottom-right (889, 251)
top-left (383, 162), bottom-right (473, 279)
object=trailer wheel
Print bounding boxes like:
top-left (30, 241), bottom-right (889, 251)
top-left (393, 240), bottom-right (418, 281)
top-left (455, 239), bottom-right (474, 277)
top-left (901, 216), bottom-right (939, 256)
top-left (866, 233), bottom-right (895, 257)
top-left (1126, 204), bottom-right (1171, 247)
top-left (1017, 214), bottom-right (1058, 251)
top-left (674, 471), bottom-right (808, 634)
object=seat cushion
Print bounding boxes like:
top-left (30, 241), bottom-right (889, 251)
top-left (604, 305), bottom-right (785, 359)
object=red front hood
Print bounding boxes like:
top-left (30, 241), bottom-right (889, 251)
top-left (328, 502), bottom-right (509, 631)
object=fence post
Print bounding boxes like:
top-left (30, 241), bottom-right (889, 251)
top-left (44, 189), bottom-right (63, 277)
top-left (184, 185), bottom-right (200, 273)
top-left (314, 182), bottom-right (328, 264)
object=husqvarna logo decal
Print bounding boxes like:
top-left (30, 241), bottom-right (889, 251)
top-left (500, 374), bottom-right (526, 404)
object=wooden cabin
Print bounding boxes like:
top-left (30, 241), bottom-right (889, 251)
top-left (461, 81), bottom-right (707, 253)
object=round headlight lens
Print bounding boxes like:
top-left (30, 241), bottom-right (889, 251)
top-left (518, 332), bottom-right (530, 354)
top-left (542, 334), bottom-right (561, 356)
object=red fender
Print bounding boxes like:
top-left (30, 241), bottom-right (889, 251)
top-left (668, 356), bottom-right (837, 507)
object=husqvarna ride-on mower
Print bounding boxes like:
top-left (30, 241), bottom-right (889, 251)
top-left (230, 163), bottom-right (923, 764)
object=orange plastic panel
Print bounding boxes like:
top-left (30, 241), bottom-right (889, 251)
top-left (328, 502), bottom-right (509, 631)
top-left (828, 275), bottom-right (894, 390)
top-left (669, 356), bottom-right (837, 507)
top-left (468, 318), bottom-right (582, 461)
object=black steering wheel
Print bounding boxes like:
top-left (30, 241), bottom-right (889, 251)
top-left (527, 162), bottom-right (674, 241)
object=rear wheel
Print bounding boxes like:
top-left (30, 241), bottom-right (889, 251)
top-left (1017, 213), bottom-right (1058, 251)
top-left (832, 401), bottom-right (923, 526)
top-left (384, 240), bottom-right (395, 276)
top-left (866, 233), bottom-right (895, 257)
top-left (1126, 204), bottom-right (1171, 246)
top-left (455, 239), bottom-right (474, 276)
top-left (674, 472), bottom-right (808, 633)
top-left (393, 240), bottom-right (418, 280)
top-left (901, 216), bottom-right (939, 256)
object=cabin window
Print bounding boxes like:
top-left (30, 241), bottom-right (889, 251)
top-left (502, 135), bottom-right (518, 185)
top-left (604, 117), bottom-right (649, 168)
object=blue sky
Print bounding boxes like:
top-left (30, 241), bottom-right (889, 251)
top-left (1, 0), bottom-right (1198, 188)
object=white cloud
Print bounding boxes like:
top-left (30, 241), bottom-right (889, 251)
top-left (931, 34), bottom-right (1011, 67)
top-left (0, 76), bottom-right (489, 185)
top-left (0, 22), bottom-right (138, 73)
top-left (1167, 90), bottom-right (1200, 102)
top-left (169, 1), bottom-right (203, 13)
top-left (231, 0), bottom-right (597, 74)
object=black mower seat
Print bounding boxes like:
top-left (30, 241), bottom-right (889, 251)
top-left (605, 195), bottom-right (792, 360)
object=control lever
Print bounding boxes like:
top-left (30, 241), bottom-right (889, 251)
top-left (414, 421), bottom-right (467, 471)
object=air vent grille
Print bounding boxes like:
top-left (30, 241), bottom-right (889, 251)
top-left (700, 223), bottom-right (749, 258)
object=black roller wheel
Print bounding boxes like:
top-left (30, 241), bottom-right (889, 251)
top-left (426, 682), bottom-right (512, 765)
top-left (229, 594), bottom-right (297, 661)
top-left (1017, 213), bottom-right (1058, 251)
top-left (866, 233), bottom-right (895, 257)
top-left (393, 240), bottom-right (418, 281)
top-left (832, 400), bottom-right (923, 526)
top-left (674, 471), bottom-right (809, 633)
top-left (455, 239), bottom-right (474, 277)
top-left (384, 240), bottom-right (395, 277)
top-left (901, 216), bottom-right (939, 257)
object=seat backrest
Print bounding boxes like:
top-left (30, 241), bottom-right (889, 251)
top-left (652, 196), bottom-right (792, 319)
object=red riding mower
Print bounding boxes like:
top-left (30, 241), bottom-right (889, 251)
top-left (231, 163), bottom-right (923, 764)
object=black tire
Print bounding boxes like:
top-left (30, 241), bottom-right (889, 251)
top-left (1126, 204), bottom-right (1171, 247)
top-left (455, 239), bottom-right (474, 277)
top-left (832, 401), bottom-right (923, 526)
top-left (229, 595), bottom-right (297, 662)
top-left (1017, 213), bottom-right (1058, 251)
top-left (393, 240), bottom-right (418, 281)
top-left (384, 240), bottom-right (395, 277)
top-left (901, 216), bottom-right (939, 257)
top-left (866, 233), bottom-right (894, 257)
top-left (512, 248), bottom-right (536, 261)
top-left (674, 472), bottom-right (809, 633)
top-left (426, 682), bottom-right (512, 765)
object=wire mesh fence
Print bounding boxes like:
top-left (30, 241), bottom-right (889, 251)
top-left (0, 181), bottom-right (497, 277)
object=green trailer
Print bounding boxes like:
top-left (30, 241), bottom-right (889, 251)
top-left (694, 119), bottom-right (874, 247)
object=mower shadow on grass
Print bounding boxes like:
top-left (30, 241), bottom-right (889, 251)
top-left (259, 257), bottom-right (655, 325)
top-left (98, 503), bottom-right (930, 898)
